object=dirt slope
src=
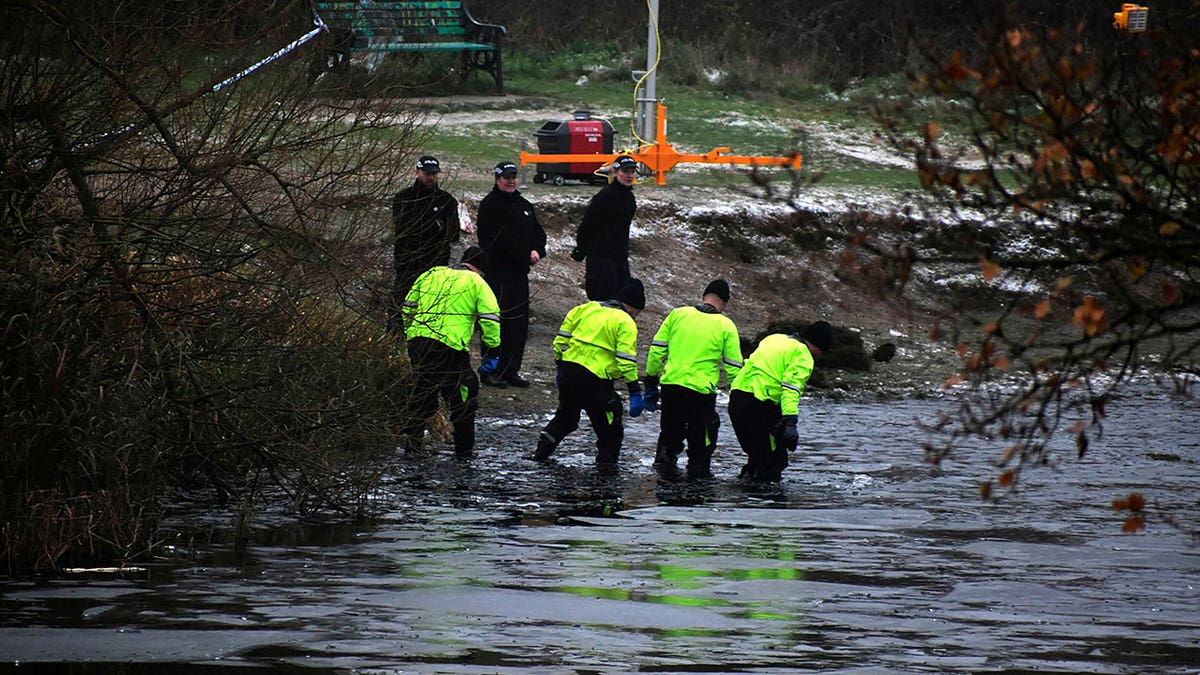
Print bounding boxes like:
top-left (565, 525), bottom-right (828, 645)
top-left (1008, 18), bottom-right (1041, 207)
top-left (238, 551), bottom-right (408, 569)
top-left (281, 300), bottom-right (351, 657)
top-left (461, 181), bottom-right (963, 419)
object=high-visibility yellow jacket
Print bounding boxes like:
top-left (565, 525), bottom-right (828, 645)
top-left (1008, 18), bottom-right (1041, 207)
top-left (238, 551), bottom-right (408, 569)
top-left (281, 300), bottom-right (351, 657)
top-left (646, 304), bottom-right (743, 394)
top-left (730, 333), bottom-right (815, 416)
top-left (402, 265), bottom-right (501, 352)
top-left (553, 300), bottom-right (639, 385)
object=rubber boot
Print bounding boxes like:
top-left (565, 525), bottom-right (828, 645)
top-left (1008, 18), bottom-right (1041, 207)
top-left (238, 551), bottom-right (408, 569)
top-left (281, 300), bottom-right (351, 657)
top-left (686, 458), bottom-right (713, 479)
top-left (534, 431), bottom-right (558, 461)
top-left (654, 446), bottom-right (680, 477)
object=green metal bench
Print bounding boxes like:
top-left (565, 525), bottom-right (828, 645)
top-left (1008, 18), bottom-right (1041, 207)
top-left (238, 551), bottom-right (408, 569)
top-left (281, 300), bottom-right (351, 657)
top-left (313, 1), bottom-right (507, 93)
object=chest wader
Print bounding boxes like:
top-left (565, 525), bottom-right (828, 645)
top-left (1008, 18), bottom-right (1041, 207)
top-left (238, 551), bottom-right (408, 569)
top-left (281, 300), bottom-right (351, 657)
top-left (536, 361), bottom-right (626, 466)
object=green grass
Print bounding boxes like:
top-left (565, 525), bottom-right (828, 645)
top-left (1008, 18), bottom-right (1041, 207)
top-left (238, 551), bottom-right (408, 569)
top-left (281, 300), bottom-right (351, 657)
top-left (374, 46), bottom-right (929, 194)
top-left (812, 168), bottom-right (923, 190)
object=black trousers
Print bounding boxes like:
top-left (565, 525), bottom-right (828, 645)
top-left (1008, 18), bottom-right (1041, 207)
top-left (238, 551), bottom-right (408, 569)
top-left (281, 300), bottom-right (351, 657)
top-left (584, 256), bottom-right (630, 302)
top-left (728, 389), bottom-right (789, 481)
top-left (402, 337), bottom-right (480, 455)
top-left (486, 269), bottom-right (530, 379)
top-left (540, 361), bottom-right (624, 463)
top-left (656, 384), bottom-right (720, 476)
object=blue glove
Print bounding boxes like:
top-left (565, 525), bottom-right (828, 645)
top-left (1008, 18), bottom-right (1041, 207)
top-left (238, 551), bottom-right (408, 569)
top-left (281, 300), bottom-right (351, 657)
top-left (480, 356), bottom-right (500, 375)
top-left (778, 418), bottom-right (798, 453)
top-left (629, 391), bottom-right (645, 418)
top-left (643, 384), bottom-right (659, 412)
top-left (555, 361), bottom-right (563, 389)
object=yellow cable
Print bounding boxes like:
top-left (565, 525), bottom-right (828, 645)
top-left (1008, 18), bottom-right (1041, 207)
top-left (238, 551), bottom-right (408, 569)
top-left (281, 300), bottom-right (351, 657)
top-left (590, 0), bottom-right (657, 182)
top-left (630, 0), bottom-right (662, 149)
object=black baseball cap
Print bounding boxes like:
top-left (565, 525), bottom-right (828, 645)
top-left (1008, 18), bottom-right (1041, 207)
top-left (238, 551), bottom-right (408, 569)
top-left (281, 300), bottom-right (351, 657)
top-left (493, 161), bottom-right (519, 177)
top-left (613, 155), bottom-right (638, 171)
top-left (417, 156), bottom-right (440, 173)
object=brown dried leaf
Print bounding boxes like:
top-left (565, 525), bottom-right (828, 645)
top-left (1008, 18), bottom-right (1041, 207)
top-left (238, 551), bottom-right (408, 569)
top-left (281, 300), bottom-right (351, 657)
top-left (982, 258), bottom-right (1001, 281)
top-left (1128, 493), bottom-right (1146, 512)
top-left (1121, 515), bottom-right (1146, 533)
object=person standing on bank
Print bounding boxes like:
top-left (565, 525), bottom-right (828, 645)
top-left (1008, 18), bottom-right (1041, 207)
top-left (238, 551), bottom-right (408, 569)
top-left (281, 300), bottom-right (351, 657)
top-left (535, 279), bottom-right (648, 468)
top-left (475, 161), bottom-right (548, 388)
top-left (644, 279), bottom-right (744, 479)
top-left (391, 155), bottom-right (460, 329)
top-left (399, 246), bottom-right (501, 457)
top-left (570, 155), bottom-right (638, 301)
top-left (728, 321), bottom-right (833, 482)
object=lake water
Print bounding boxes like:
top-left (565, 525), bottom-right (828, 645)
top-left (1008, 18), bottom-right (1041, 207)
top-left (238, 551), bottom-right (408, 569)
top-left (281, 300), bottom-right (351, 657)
top-left (2, 383), bottom-right (1198, 673)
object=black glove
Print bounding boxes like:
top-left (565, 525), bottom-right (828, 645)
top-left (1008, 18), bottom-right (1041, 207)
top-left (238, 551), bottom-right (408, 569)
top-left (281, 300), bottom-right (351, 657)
top-left (569, 247), bottom-right (586, 262)
top-left (778, 417), bottom-right (798, 453)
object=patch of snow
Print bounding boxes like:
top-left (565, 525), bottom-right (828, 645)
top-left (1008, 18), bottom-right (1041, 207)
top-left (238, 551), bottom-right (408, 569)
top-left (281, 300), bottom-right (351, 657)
top-left (458, 203), bottom-right (475, 234)
top-left (990, 275), bottom-right (1047, 295)
top-left (698, 111), bottom-right (793, 134)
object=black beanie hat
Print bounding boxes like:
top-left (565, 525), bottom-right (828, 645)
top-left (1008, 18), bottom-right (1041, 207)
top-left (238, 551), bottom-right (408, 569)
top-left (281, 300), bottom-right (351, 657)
top-left (703, 278), bottom-right (731, 303)
top-left (617, 278), bottom-right (646, 310)
top-left (461, 245), bottom-right (490, 271)
top-left (803, 320), bottom-right (834, 352)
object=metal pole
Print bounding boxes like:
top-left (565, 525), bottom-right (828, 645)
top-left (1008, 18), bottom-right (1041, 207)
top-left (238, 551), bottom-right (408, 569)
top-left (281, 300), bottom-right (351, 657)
top-left (640, 0), bottom-right (659, 142)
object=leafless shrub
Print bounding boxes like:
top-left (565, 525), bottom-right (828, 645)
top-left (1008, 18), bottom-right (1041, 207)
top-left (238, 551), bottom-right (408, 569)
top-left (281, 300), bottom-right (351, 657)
top-left (1, 1), bottom-right (431, 571)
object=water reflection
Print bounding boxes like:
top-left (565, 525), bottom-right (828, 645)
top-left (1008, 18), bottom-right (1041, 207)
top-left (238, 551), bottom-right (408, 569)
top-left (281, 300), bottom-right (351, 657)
top-left (1, 384), bottom-right (1198, 673)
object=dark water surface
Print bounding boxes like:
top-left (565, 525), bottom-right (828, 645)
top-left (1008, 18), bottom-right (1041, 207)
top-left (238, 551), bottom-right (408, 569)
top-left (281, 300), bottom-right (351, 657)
top-left (3, 384), bottom-right (1198, 673)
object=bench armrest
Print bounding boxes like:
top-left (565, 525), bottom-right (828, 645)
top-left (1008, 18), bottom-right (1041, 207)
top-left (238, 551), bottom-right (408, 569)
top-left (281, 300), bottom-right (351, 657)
top-left (461, 5), bottom-right (507, 43)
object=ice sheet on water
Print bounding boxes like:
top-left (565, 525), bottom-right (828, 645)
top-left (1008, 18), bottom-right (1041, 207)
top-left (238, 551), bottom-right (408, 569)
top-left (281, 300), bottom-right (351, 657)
top-left (606, 505), bottom-right (934, 530)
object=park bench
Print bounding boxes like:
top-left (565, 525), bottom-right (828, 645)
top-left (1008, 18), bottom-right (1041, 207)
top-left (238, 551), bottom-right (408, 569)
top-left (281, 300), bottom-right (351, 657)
top-left (313, 1), bottom-right (507, 93)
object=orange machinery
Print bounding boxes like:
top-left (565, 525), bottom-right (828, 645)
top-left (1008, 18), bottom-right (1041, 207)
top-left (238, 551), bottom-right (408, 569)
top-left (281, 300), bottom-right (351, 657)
top-left (1113, 4), bottom-right (1149, 32)
top-left (519, 100), bottom-right (802, 186)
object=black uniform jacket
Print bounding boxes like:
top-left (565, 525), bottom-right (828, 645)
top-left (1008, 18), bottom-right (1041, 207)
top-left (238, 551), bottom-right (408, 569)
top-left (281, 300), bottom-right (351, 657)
top-left (575, 180), bottom-right (635, 261)
top-left (392, 180), bottom-right (460, 274)
top-left (476, 186), bottom-right (548, 275)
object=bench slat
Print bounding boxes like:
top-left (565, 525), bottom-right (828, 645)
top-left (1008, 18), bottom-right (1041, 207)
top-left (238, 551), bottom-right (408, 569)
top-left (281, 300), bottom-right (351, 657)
top-left (317, 2), bottom-right (465, 11)
top-left (312, 0), bottom-right (506, 92)
top-left (357, 42), bottom-right (494, 51)
top-left (318, 1), bottom-right (464, 9)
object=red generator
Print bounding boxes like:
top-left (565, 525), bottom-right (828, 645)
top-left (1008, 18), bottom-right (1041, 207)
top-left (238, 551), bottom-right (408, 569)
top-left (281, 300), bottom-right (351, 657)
top-left (532, 110), bottom-right (615, 185)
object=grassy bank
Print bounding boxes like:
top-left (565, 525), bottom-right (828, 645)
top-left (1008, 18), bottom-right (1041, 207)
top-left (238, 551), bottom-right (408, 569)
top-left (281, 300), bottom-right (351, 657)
top-left (381, 56), bottom-right (931, 196)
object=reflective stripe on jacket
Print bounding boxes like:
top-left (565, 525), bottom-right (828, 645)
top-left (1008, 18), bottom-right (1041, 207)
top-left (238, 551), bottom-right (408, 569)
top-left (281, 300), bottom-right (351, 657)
top-left (646, 304), bottom-right (743, 394)
top-left (553, 300), bottom-right (639, 384)
top-left (402, 265), bottom-right (501, 352)
top-left (730, 333), bottom-right (815, 416)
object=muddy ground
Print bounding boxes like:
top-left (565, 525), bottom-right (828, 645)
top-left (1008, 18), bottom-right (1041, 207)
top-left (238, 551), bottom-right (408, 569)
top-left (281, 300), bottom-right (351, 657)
top-left (458, 186), bottom-right (964, 423)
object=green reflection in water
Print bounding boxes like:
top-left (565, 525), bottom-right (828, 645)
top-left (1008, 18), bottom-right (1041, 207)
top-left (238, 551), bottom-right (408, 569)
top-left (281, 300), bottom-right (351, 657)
top-left (551, 542), bottom-right (807, 614)
top-left (652, 627), bottom-right (731, 638)
top-left (553, 585), bottom-right (733, 608)
top-left (740, 609), bottom-right (793, 621)
top-left (656, 547), bottom-right (805, 584)
top-left (715, 566), bottom-right (803, 581)
top-left (658, 563), bottom-right (713, 586)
